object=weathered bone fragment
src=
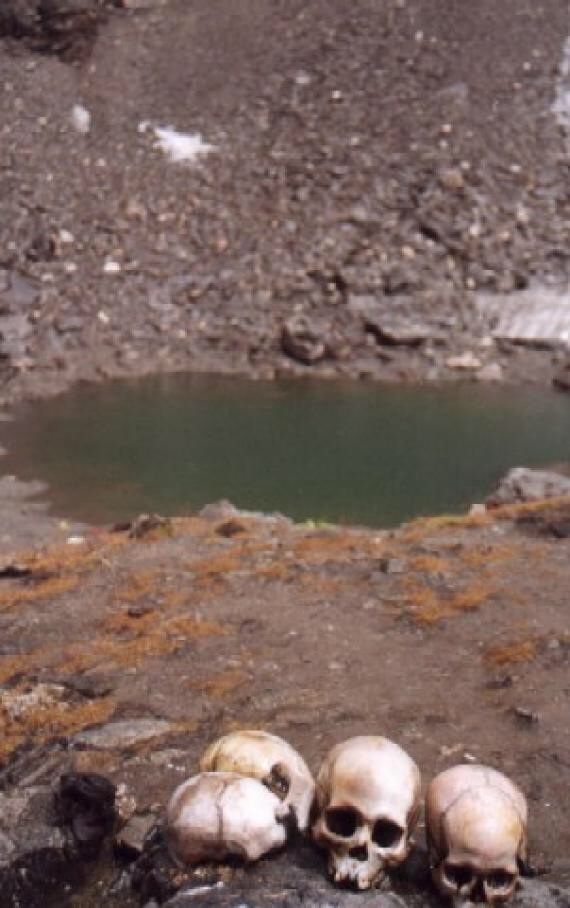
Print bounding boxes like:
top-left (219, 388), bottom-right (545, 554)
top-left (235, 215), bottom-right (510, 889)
top-left (200, 729), bottom-right (315, 832)
top-left (426, 764), bottom-right (528, 904)
top-left (165, 771), bottom-right (287, 865)
top-left (311, 735), bottom-right (421, 890)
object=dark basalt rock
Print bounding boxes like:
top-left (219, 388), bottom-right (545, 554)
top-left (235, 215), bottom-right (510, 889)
top-left (54, 771), bottom-right (117, 858)
top-left (0, 0), bottom-right (112, 59)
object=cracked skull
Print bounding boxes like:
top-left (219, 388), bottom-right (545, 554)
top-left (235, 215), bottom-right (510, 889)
top-left (426, 764), bottom-right (528, 904)
top-left (165, 771), bottom-right (287, 865)
top-left (312, 735), bottom-right (421, 889)
top-left (200, 729), bottom-right (315, 832)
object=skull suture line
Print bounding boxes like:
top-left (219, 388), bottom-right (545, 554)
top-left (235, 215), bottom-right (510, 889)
top-left (200, 729), bottom-right (315, 832)
top-left (426, 764), bottom-right (528, 905)
top-left (166, 771), bottom-right (287, 865)
top-left (312, 735), bottom-right (421, 890)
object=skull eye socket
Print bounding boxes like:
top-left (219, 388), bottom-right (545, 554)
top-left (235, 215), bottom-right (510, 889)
top-left (486, 870), bottom-right (516, 891)
top-left (443, 863), bottom-right (475, 890)
top-left (325, 807), bottom-right (360, 838)
top-left (371, 818), bottom-right (404, 848)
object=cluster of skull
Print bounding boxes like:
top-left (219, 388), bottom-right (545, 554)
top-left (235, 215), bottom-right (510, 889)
top-left (165, 730), bottom-right (528, 904)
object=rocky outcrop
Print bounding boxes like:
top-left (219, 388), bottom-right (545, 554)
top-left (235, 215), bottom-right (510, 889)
top-left (487, 467), bottom-right (570, 507)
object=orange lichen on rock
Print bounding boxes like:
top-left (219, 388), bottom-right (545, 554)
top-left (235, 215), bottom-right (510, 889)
top-left (292, 531), bottom-right (384, 564)
top-left (0, 691), bottom-right (116, 765)
top-left (0, 651), bottom-right (46, 685)
top-left (112, 570), bottom-right (166, 605)
top-left (458, 543), bottom-right (523, 571)
top-left (485, 639), bottom-right (538, 666)
top-left (400, 510), bottom-right (491, 544)
top-left (64, 612), bottom-right (227, 673)
top-left (0, 574), bottom-right (80, 611)
top-left (187, 669), bottom-right (249, 700)
top-left (408, 554), bottom-right (452, 574)
top-left (403, 578), bottom-right (492, 625)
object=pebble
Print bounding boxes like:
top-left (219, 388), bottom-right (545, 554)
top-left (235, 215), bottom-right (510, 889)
top-left (439, 167), bottom-right (464, 190)
top-left (446, 352), bottom-right (483, 371)
top-left (70, 104), bottom-right (91, 135)
top-left (476, 362), bottom-right (503, 382)
top-left (103, 261), bottom-right (122, 275)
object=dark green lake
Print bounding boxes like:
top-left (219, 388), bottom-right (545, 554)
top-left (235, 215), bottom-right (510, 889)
top-left (3, 376), bottom-right (570, 527)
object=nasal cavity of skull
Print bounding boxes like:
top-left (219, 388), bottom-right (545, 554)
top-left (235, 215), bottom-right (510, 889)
top-left (325, 807), bottom-right (361, 838)
top-left (444, 863), bottom-right (475, 890)
top-left (487, 870), bottom-right (516, 891)
top-left (372, 818), bottom-right (403, 848)
top-left (349, 845), bottom-right (369, 862)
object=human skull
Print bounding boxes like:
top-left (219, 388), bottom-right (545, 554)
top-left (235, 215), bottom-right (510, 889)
top-left (165, 771), bottom-right (287, 865)
top-left (426, 764), bottom-right (528, 904)
top-left (200, 729), bottom-right (315, 832)
top-left (312, 735), bottom-right (421, 890)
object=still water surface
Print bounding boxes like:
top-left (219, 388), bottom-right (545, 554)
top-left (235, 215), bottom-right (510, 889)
top-left (4, 376), bottom-right (570, 527)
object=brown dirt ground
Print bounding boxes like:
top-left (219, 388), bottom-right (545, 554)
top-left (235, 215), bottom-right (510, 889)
top-left (1, 498), bottom-right (569, 893)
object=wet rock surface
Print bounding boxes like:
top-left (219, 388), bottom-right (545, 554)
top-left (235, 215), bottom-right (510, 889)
top-left (0, 0), bottom-right (568, 403)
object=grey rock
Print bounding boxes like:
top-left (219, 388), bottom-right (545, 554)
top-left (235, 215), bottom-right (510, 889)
top-left (54, 314), bottom-right (85, 334)
top-left (353, 302), bottom-right (438, 347)
top-left (159, 849), bottom-right (570, 908)
top-left (72, 719), bottom-right (176, 750)
top-left (514, 878), bottom-right (570, 907)
top-left (368, 320), bottom-right (437, 347)
top-left (115, 812), bottom-right (157, 859)
top-left (476, 362), bottom-right (504, 382)
top-left (281, 318), bottom-right (327, 365)
top-left (0, 271), bottom-right (39, 309)
top-left (553, 361), bottom-right (570, 392)
top-left (477, 287), bottom-right (570, 349)
top-left (379, 557), bottom-right (406, 575)
top-left (0, 786), bottom-right (67, 892)
top-left (199, 500), bottom-right (292, 526)
top-left (0, 313), bottom-right (32, 340)
top-left (486, 467), bottom-right (570, 507)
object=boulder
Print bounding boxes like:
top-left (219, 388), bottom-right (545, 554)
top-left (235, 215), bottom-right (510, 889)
top-left (486, 467), bottom-right (570, 507)
top-left (281, 318), bottom-right (327, 365)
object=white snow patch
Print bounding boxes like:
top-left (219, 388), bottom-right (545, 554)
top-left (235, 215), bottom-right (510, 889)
top-left (553, 36), bottom-right (570, 148)
top-left (139, 121), bottom-right (216, 163)
top-left (71, 104), bottom-right (91, 134)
